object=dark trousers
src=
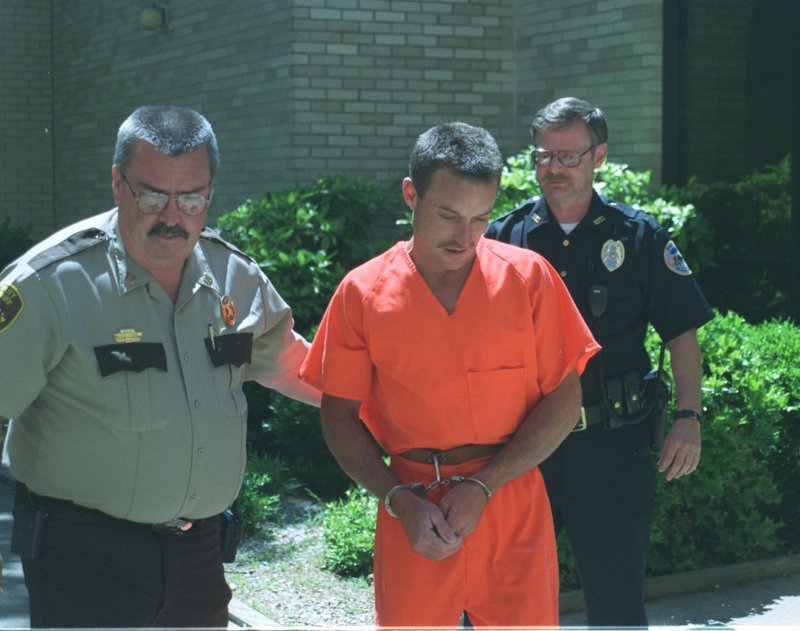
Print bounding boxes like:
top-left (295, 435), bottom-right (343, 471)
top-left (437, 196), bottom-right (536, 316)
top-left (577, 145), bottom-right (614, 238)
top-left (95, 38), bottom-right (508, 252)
top-left (16, 486), bottom-right (231, 628)
top-left (540, 421), bottom-right (655, 628)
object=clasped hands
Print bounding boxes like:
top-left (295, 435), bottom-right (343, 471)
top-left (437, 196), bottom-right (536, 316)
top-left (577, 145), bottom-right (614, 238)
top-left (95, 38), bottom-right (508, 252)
top-left (389, 480), bottom-right (489, 561)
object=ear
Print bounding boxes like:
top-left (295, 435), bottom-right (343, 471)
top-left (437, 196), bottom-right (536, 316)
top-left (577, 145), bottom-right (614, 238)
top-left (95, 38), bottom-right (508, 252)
top-left (401, 177), bottom-right (418, 210)
top-left (593, 143), bottom-right (608, 169)
top-left (111, 165), bottom-right (123, 205)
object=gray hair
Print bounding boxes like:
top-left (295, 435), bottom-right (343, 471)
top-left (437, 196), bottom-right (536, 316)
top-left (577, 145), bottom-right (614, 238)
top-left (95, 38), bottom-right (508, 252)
top-left (530, 97), bottom-right (608, 148)
top-left (113, 105), bottom-right (219, 176)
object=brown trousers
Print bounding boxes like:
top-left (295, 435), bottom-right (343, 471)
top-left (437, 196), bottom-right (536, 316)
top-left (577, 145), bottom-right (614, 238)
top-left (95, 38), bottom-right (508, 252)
top-left (17, 485), bottom-right (231, 628)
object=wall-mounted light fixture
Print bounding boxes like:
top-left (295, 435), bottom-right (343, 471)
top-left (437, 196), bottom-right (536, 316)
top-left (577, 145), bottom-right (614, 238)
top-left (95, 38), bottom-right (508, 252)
top-left (140, 3), bottom-right (169, 30)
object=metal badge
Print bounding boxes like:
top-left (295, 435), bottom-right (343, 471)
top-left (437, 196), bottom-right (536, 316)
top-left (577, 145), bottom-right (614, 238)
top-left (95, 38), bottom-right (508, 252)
top-left (601, 239), bottom-right (625, 272)
top-left (0, 284), bottom-right (25, 334)
top-left (113, 328), bottom-right (143, 343)
top-left (221, 295), bottom-right (237, 326)
top-left (664, 240), bottom-right (692, 276)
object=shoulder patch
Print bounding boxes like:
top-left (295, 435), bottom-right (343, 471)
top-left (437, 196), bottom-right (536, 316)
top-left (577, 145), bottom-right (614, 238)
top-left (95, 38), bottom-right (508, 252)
top-left (664, 240), bottom-right (692, 276)
top-left (0, 284), bottom-right (25, 333)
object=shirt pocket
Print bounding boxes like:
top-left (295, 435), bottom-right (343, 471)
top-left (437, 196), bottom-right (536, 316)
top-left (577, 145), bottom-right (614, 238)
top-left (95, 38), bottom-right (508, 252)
top-left (93, 343), bottom-right (169, 432)
top-left (205, 333), bottom-right (253, 417)
top-left (467, 367), bottom-right (527, 441)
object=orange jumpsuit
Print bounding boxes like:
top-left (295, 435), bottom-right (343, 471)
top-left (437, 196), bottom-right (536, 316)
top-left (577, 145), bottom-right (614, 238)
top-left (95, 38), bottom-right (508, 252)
top-left (301, 238), bottom-right (599, 627)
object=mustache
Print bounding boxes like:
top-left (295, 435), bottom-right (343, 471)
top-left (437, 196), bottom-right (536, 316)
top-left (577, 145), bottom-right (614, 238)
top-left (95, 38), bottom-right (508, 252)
top-left (148, 223), bottom-right (189, 239)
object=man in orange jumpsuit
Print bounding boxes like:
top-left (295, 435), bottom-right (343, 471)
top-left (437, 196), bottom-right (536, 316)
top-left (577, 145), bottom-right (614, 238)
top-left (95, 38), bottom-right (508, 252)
top-left (300, 122), bottom-right (599, 627)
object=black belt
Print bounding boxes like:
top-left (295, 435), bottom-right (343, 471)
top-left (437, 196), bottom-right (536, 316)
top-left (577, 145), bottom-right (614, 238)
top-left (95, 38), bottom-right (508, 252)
top-left (16, 482), bottom-right (198, 536)
top-left (572, 404), bottom-right (648, 432)
top-left (573, 404), bottom-right (604, 432)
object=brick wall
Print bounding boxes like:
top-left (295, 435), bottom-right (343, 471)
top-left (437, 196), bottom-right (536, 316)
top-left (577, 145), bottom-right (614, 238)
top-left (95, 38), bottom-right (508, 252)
top-left (513, 0), bottom-right (665, 184)
top-left (0, 0), bottom-right (54, 238)
top-left (3, 0), bottom-right (673, 240)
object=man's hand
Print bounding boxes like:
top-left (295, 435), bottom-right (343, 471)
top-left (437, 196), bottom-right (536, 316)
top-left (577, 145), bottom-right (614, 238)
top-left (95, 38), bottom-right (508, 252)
top-left (658, 417), bottom-right (701, 481)
top-left (439, 479), bottom-right (489, 538)
top-left (390, 490), bottom-right (462, 561)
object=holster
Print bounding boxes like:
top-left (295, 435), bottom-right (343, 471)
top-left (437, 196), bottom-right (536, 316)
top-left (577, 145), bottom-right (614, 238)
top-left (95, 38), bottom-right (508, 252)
top-left (602, 369), bottom-right (671, 451)
top-left (11, 483), bottom-right (47, 559)
top-left (220, 501), bottom-right (244, 563)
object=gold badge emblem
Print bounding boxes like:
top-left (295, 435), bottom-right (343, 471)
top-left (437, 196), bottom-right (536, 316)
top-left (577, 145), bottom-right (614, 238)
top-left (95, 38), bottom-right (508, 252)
top-left (0, 284), bottom-right (24, 334)
top-left (113, 328), bottom-right (143, 343)
top-left (221, 295), bottom-right (237, 326)
top-left (601, 239), bottom-right (625, 272)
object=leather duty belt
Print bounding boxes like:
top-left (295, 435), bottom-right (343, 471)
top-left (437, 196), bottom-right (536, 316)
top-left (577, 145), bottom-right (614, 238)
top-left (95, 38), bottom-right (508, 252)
top-left (573, 404), bottom-right (604, 432)
top-left (397, 443), bottom-right (504, 465)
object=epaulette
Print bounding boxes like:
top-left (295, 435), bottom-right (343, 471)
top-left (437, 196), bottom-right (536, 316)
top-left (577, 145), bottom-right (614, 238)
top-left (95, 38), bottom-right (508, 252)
top-left (25, 228), bottom-right (110, 272)
top-left (199, 226), bottom-right (258, 265)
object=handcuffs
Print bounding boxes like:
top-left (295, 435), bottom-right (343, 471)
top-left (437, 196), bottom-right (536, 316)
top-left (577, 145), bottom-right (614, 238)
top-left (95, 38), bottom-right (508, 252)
top-left (383, 452), bottom-right (493, 518)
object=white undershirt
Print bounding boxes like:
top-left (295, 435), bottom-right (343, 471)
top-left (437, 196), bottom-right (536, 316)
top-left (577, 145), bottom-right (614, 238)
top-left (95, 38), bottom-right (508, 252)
top-left (559, 222), bottom-right (579, 235)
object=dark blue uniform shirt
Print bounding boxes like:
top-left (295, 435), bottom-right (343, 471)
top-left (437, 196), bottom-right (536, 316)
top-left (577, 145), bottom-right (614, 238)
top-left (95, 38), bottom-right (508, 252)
top-left (485, 191), bottom-right (714, 406)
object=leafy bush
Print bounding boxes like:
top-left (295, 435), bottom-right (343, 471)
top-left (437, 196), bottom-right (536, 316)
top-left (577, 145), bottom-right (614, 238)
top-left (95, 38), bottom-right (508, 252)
top-left (0, 219), bottom-right (34, 271)
top-left (322, 486), bottom-right (378, 577)
top-left (238, 452), bottom-right (290, 537)
top-left (216, 176), bottom-right (394, 500)
top-left (217, 175), bottom-right (391, 334)
top-left (663, 156), bottom-right (792, 322)
top-left (647, 311), bottom-right (800, 575)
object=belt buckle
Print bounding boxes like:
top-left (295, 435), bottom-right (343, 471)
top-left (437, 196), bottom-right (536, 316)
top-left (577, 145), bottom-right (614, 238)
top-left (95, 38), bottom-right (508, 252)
top-left (572, 407), bottom-right (588, 432)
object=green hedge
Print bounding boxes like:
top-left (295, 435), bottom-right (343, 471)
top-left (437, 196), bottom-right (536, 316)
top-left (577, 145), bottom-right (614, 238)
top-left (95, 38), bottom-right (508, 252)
top-left (216, 175), bottom-right (391, 500)
top-left (663, 156), bottom-right (793, 322)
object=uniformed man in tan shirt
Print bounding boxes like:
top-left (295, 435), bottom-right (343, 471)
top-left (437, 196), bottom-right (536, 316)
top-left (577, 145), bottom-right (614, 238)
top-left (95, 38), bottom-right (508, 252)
top-left (0, 105), bottom-right (320, 628)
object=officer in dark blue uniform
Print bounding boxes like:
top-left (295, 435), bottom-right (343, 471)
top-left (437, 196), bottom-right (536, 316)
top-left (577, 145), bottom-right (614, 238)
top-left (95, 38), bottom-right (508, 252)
top-left (485, 97), bottom-right (713, 627)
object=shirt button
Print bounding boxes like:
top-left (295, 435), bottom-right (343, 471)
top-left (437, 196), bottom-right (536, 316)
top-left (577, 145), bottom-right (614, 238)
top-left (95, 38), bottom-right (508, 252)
top-left (194, 399), bottom-right (202, 408)
top-left (198, 448), bottom-right (205, 456)
top-left (189, 494), bottom-right (197, 502)
top-left (183, 352), bottom-right (190, 361)
top-left (560, 270), bottom-right (567, 278)
top-left (562, 239), bottom-right (570, 247)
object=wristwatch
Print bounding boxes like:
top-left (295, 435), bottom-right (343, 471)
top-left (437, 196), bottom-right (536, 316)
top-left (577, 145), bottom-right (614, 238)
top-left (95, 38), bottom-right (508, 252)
top-left (673, 408), bottom-right (701, 422)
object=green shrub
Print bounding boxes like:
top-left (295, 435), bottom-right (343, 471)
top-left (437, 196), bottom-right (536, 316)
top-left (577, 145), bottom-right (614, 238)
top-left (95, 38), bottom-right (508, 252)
top-left (322, 486), bottom-right (378, 577)
top-left (216, 175), bottom-right (393, 500)
top-left (663, 156), bottom-right (792, 322)
top-left (238, 452), bottom-right (291, 537)
top-left (0, 219), bottom-right (34, 271)
top-left (216, 175), bottom-right (391, 335)
top-left (647, 311), bottom-right (800, 575)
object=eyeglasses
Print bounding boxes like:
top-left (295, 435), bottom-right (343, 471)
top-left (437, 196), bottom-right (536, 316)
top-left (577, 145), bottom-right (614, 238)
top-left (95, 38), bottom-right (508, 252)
top-left (120, 173), bottom-right (210, 216)
top-left (531, 145), bottom-right (595, 168)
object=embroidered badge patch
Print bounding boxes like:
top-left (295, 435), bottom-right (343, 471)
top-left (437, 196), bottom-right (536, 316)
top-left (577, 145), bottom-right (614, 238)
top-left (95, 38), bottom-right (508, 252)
top-left (601, 239), bottom-right (625, 272)
top-left (221, 295), bottom-right (237, 326)
top-left (0, 283), bottom-right (24, 333)
top-left (113, 328), bottom-right (144, 344)
top-left (664, 240), bottom-right (692, 276)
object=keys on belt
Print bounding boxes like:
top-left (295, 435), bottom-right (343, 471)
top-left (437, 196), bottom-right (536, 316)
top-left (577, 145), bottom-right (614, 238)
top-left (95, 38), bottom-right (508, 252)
top-left (150, 518), bottom-right (194, 535)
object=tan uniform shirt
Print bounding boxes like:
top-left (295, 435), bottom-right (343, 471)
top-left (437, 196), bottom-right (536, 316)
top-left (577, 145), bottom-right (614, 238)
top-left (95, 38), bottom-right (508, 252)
top-left (0, 209), bottom-right (310, 522)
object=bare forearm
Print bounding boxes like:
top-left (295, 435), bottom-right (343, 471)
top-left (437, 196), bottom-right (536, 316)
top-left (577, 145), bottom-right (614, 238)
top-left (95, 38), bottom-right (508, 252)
top-left (668, 329), bottom-right (702, 411)
top-left (472, 370), bottom-right (581, 493)
top-left (320, 394), bottom-right (397, 499)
